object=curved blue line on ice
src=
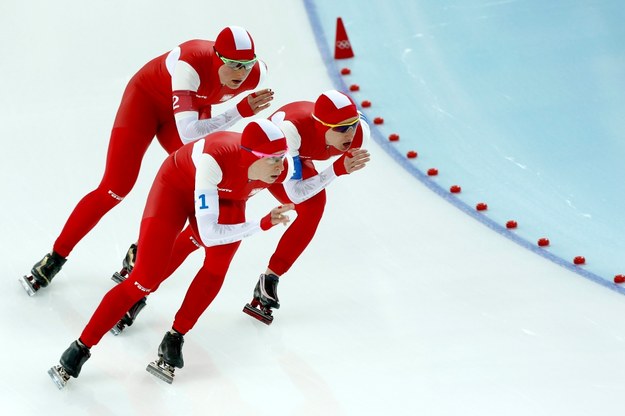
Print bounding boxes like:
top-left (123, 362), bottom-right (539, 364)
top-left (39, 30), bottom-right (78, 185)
top-left (302, 0), bottom-right (625, 296)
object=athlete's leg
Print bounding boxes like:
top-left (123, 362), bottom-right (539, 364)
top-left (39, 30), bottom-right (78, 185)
top-left (155, 118), bottom-right (184, 155)
top-left (79, 164), bottom-right (189, 347)
top-left (52, 85), bottom-right (159, 257)
top-left (147, 225), bottom-right (202, 294)
top-left (171, 241), bottom-right (242, 334)
top-left (266, 162), bottom-right (327, 276)
top-left (79, 216), bottom-right (183, 347)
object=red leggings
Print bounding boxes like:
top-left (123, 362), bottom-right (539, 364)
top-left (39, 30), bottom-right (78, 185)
top-left (53, 77), bottom-right (179, 258)
top-left (266, 185), bottom-right (326, 276)
top-left (79, 158), bottom-right (244, 347)
top-left (265, 160), bottom-right (326, 276)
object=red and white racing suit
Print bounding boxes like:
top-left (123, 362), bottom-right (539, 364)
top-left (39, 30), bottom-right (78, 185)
top-left (53, 39), bottom-right (266, 258)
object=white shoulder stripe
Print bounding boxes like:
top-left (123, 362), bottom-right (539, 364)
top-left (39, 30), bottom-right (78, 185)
top-left (192, 139), bottom-right (223, 189)
top-left (191, 139), bottom-right (206, 168)
top-left (172, 60), bottom-right (200, 91)
top-left (270, 115), bottom-right (300, 156)
top-left (165, 47), bottom-right (181, 76)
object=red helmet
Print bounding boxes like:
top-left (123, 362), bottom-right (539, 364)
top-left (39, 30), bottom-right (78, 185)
top-left (313, 90), bottom-right (358, 125)
top-left (240, 119), bottom-right (287, 166)
top-left (214, 26), bottom-right (255, 61)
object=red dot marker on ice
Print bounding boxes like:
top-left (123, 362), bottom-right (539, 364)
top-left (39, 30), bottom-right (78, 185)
top-left (506, 220), bottom-right (518, 229)
top-left (373, 117), bottom-right (384, 125)
top-left (349, 84), bottom-right (360, 91)
top-left (340, 67), bottom-right (351, 75)
top-left (361, 100), bottom-right (371, 108)
top-left (573, 256), bottom-right (586, 265)
top-left (476, 202), bottom-right (488, 211)
top-left (614, 275), bottom-right (625, 284)
top-left (537, 237), bottom-right (550, 247)
top-left (450, 185), bottom-right (461, 193)
top-left (406, 150), bottom-right (418, 159)
top-left (427, 168), bottom-right (438, 176)
top-left (388, 133), bottom-right (399, 142)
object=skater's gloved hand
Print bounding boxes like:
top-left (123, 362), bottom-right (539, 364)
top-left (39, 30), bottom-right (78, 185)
top-left (260, 203), bottom-right (295, 230)
top-left (237, 88), bottom-right (274, 117)
top-left (333, 148), bottom-right (371, 176)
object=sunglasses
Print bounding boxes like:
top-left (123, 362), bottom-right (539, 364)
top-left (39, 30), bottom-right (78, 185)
top-left (241, 146), bottom-right (286, 160)
top-left (217, 53), bottom-right (258, 71)
top-left (312, 114), bottom-right (360, 133)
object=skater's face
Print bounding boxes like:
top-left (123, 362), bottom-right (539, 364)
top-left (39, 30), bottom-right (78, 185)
top-left (218, 55), bottom-right (255, 89)
top-left (248, 153), bottom-right (286, 183)
top-left (323, 115), bottom-right (360, 151)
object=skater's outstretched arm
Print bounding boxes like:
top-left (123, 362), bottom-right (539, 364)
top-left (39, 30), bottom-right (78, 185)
top-left (282, 148), bottom-right (370, 204)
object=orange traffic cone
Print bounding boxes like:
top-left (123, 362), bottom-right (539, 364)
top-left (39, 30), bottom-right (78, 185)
top-left (334, 17), bottom-right (354, 59)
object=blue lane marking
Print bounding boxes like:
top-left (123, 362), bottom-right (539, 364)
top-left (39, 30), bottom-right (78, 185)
top-left (301, 0), bottom-right (625, 296)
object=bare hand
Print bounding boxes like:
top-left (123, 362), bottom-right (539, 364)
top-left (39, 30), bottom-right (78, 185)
top-left (343, 148), bottom-right (371, 174)
top-left (269, 203), bottom-right (295, 226)
top-left (247, 88), bottom-right (274, 114)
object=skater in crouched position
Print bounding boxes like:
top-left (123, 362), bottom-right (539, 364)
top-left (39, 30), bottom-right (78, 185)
top-left (112, 91), bottom-right (372, 332)
top-left (21, 25), bottom-right (273, 296)
top-left (243, 89), bottom-right (371, 324)
top-left (48, 119), bottom-right (350, 388)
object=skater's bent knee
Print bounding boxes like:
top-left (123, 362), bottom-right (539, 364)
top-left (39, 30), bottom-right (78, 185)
top-left (107, 189), bottom-right (125, 201)
top-left (131, 280), bottom-right (152, 294)
top-left (116, 278), bottom-right (153, 300)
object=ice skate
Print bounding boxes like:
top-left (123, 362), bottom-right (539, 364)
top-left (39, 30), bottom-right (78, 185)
top-left (48, 364), bottom-right (72, 390)
top-left (146, 331), bottom-right (184, 384)
top-left (108, 243), bottom-right (147, 335)
top-left (111, 243), bottom-right (137, 283)
top-left (19, 275), bottom-right (41, 297)
top-left (110, 296), bottom-right (148, 335)
top-left (243, 273), bottom-right (280, 325)
top-left (20, 251), bottom-right (67, 296)
top-left (48, 340), bottom-right (91, 390)
top-left (146, 359), bottom-right (177, 384)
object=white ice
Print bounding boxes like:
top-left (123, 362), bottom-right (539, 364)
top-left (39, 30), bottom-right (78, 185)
top-left (2, 1), bottom-right (625, 415)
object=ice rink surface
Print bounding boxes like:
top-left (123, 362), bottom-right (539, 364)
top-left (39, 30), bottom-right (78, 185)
top-left (2, 1), bottom-right (625, 415)
top-left (311, 0), bottom-right (625, 284)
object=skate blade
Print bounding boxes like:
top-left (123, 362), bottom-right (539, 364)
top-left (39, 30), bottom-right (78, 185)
top-left (111, 271), bottom-right (126, 284)
top-left (146, 360), bottom-right (174, 384)
top-left (243, 303), bottom-right (273, 325)
top-left (19, 275), bottom-right (37, 297)
top-left (109, 322), bottom-right (124, 336)
top-left (48, 365), bottom-right (70, 390)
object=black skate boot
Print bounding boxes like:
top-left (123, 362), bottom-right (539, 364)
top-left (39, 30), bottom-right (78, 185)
top-left (111, 243), bottom-right (137, 283)
top-left (110, 296), bottom-right (148, 335)
top-left (48, 340), bottom-right (91, 390)
top-left (243, 273), bottom-right (280, 325)
top-left (109, 244), bottom-right (148, 335)
top-left (20, 251), bottom-right (67, 296)
top-left (146, 331), bottom-right (184, 384)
